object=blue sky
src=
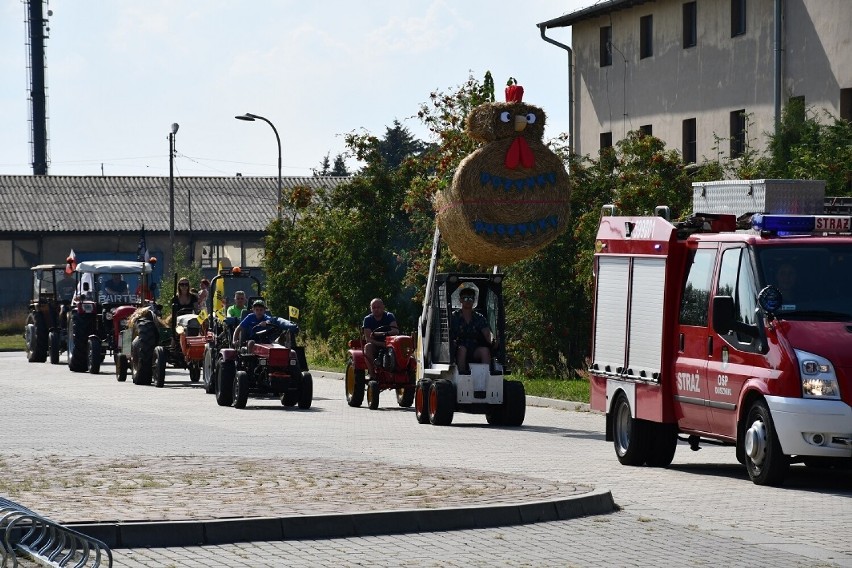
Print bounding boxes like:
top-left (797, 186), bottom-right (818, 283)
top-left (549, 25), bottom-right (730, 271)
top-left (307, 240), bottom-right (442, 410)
top-left (0, 1), bottom-right (589, 178)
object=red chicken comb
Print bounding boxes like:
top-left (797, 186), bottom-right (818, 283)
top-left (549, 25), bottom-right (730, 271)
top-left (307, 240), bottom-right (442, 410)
top-left (505, 78), bottom-right (524, 103)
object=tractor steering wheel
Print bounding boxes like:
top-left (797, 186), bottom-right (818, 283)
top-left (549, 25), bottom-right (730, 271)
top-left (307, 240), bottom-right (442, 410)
top-left (251, 321), bottom-right (283, 342)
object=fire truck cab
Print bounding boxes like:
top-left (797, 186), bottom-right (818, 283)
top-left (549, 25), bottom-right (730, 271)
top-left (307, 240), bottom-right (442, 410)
top-left (591, 180), bottom-right (852, 486)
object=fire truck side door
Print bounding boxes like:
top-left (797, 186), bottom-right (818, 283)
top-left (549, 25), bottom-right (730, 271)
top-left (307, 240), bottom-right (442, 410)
top-left (707, 245), bottom-right (762, 438)
top-left (674, 246), bottom-right (716, 433)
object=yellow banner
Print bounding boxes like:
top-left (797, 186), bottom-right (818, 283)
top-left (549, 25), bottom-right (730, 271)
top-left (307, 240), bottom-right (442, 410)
top-left (288, 305), bottom-right (300, 319)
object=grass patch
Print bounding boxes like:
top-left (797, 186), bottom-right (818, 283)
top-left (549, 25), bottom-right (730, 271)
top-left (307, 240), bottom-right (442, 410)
top-left (519, 375), bottom-right (590, 403)
top-left (0, 334), bottom-right (25, 352)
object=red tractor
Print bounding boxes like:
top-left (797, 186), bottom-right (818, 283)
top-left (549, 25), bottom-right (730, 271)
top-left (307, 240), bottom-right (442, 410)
top-left (345, 326), bottom-right (416, 410)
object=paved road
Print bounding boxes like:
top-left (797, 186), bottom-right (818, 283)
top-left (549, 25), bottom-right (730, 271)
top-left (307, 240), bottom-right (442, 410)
top-left (1, 352), bottom-right (849, 567)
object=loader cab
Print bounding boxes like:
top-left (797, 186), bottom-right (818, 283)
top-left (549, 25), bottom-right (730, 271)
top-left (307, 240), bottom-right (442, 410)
top-left (423, 272), bottom-right (506, 371)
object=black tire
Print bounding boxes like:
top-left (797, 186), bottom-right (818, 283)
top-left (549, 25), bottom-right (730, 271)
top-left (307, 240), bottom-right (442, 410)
top-left (202, 345), bottom-right (216, 394)
top-left (188, 362), bottom-right (201, 383)
top-left (415, 380), bottom-right (431, 424)
top-left (743, 400), bottom-right (789, 486)
top-left (298, 373), bottom-right (313, 409)
top-left (132, 319), bottom-right (157, 385)
top-left (153, 346), bottom-right (167, 388)
top-left (502, 380), bottom-right (526, 427)
top-left (115, 354), bottom-right (128, 382)
top-left (612, 393), bottom-right (649, 466)
top-left (87, 336), bottom-right (102, 374)
top-left (216, 359), bottom-right (235, 407)
top-left (233, 370), bottom-right (249, 409)
top-left (396, 387), bottom-right (415, 408)
top-left (646, 422), bottom-right (678, 467)
top-left (48, 330), bottom-right (61, 365)
top-left (25, 311), bottom-right (48, 363)
top-left (345, 358), bottom-right (365, 407)
top-left (282, 391), bottom-right (298, 407)
top-left (367, 380), bottom-right (381, 410)
top-left (68, 312), bottom-right (89, 373)
top-left (428, 380), bottom-right (455, 426)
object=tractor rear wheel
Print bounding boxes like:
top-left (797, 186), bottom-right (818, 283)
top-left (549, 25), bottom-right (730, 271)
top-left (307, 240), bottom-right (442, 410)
top-left (298, 373), bottom-right (313, 409)
top-left (153, 346), bottom-right (167, 388)
top-left (68, 312), bottom-right (89, 373)
top-left (216, 359), bottom-right (235, 407)
top-left (132, 319), bottom-right (156, 385)
top-left (345, 358), bottom-right (365, 407)
top-left (233, 370), bottom-right (249, 409)
top-left (428, 380), bottom-right (455, 426)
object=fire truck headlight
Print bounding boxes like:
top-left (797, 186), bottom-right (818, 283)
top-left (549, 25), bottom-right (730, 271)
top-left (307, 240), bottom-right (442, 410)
top-left (796, 350), bottom-right (840, 400)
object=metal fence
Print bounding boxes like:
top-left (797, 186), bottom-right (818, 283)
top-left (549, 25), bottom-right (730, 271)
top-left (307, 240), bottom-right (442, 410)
top-left (0, 498), bottom-right (111, 568)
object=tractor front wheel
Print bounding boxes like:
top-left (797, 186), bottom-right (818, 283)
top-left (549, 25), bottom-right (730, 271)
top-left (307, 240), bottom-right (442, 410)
top-left (345, 358), bottom-right (365, 407)
top-left (153, 346), bottom-right (167, 388)
top-left (299, 373), bottom-right (313, 409)
top-left (233, 370), bottom-right (249, 409)
top-left (367, 380), bottom-right (380, 410)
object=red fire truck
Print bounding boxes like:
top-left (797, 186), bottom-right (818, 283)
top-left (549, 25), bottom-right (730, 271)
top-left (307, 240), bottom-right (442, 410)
top-left (590, 180), bottom-right (852, 485)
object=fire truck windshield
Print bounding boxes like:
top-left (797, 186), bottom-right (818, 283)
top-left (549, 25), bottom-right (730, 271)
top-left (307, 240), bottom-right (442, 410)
top-left (756, 244), bottom-right (852, 319)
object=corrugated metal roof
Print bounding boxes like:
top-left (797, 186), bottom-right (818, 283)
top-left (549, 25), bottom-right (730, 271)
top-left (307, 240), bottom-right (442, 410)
top-left (0, 175), bottom-right (348, 233)
top-left (538, 0), bottom-right (654, 29)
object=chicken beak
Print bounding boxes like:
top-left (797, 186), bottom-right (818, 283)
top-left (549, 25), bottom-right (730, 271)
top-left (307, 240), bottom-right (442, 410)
top-left (514, 115), bottom-right (527, 132)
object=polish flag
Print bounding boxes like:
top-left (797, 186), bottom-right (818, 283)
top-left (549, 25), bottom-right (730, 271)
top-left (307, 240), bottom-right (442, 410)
top-left (66, 249), bottom-right (77, 275)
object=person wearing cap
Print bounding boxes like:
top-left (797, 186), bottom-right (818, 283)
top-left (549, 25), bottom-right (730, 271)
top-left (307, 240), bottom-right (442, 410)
top-left (450, 287), bottom-right (495, 374)
top-left (362, 298), bottom-right (399, 378)
top-left (233, 299), bottom-right (298, 345)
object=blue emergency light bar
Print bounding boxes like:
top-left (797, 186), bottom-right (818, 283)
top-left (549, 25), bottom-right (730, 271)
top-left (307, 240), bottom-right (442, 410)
top-left (752, 214), bottom-right (852, 234)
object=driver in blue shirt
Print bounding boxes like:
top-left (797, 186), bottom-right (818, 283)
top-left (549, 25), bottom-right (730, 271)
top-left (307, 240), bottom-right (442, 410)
top-left (233, 299), bottom-right (298, 345)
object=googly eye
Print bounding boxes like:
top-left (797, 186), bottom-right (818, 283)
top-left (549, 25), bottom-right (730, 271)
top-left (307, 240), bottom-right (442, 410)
top-left (526, 113), bottom-right (537, 124)
top-left (500, 111), bottom-right (511, 123)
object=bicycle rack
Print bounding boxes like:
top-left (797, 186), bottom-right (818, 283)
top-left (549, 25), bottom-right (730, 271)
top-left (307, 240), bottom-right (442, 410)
top-left (1, 498), bottom-right (112, 568)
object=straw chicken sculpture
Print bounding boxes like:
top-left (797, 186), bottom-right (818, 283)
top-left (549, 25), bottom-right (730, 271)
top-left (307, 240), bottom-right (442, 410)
top-left (437, 79), bottom-right (570, 265)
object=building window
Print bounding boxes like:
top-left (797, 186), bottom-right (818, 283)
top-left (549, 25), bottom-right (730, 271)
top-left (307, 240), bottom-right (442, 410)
top-left (840, 89), bottom-right (851, 122)
top-left (600, 26), bottom-right (612, 67)
top-left (682, 118), bottom-right (697, 164)
top-left (730, 109), bottom-right (746, 158)
top-left (600, 132), bottom-right (613, 150)
top-left (683, 2), bottom-right (697, 48)
top-left (731, 0), bottom-right (746, 37)
top-left (640, 124), bottom-right (653, 136)
top-left (640, 15), bottom-right (653, 59)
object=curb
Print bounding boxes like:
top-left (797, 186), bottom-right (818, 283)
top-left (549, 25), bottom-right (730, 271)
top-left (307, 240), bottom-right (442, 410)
top-left (66, 489), bottom-right (616, 549)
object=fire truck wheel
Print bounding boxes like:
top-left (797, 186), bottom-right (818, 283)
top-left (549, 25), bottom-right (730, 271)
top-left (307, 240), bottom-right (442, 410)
top-left (396, 387), bottom-right (415, 408)
top-left (87, 337), bottom-right (102, 374)
top-left (502, 380), bottom-right (526, 427)
top-left (429, 380), bottom-right (455, 426)
top-left (233, 371), bottom-right (249, 409)
top-left (415, 380), bottom-right (431, 424)
top-left (645, 423), bottom-right (678, 467)
top-left (216, 359), bottom-right (235, 407)
top-left (25, 311), bottom-right (48, 363)
top-left (743, 400), bottom-right (789, 486)
top-left (612, 393), bottom-right (649, 466)
top-left (188, 362), bottom-right (201, 383)
top-left (153, 346), bottom-right (167, 388)
top-left (115, 354), bottom-right (128, 382)
top-left (367, 380), bottom-right (381, 410)
top-left (48, 330), bottom-right (61, 365)
top-left (298, 373), bottom-right (313, 409)
top-left (345, 358), bottom-right (365, 407)
top-left (203, 346), bottom-right (216, 394)
top-left (68, 312), bottom-right (89, 373)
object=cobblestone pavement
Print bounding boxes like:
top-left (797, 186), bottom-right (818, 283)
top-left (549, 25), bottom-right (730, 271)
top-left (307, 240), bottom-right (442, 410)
top-left (1, 353), bottom-right (850, 567)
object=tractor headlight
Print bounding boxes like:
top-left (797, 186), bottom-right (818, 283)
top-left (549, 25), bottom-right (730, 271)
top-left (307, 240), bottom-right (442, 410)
top-left (796, 349), bottom-right (840, 399)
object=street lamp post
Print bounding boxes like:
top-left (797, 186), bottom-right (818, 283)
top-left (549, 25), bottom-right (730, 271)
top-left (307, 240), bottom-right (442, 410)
top-left (168, 122), bottom-right (179, 259)
top-left (235, 113), bottom-right (282, 222)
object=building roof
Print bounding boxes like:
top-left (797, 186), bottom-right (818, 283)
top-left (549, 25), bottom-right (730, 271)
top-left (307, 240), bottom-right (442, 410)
top-left (538, 0), bottom-right (653, 29)
top-left (0, 175), bottom-right (348, 233)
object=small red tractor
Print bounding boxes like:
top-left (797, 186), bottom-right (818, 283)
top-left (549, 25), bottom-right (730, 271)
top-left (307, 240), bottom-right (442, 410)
top-left (345, 325), bottom-right (416, 410)
top-left (25, 264), bottom-right (75, 364)
top-left (216, 318), bottom-right (312, 410)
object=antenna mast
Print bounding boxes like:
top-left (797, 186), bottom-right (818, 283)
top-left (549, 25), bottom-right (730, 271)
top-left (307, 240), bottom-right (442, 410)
top-left (25, 0), bottom-right (50, 175)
